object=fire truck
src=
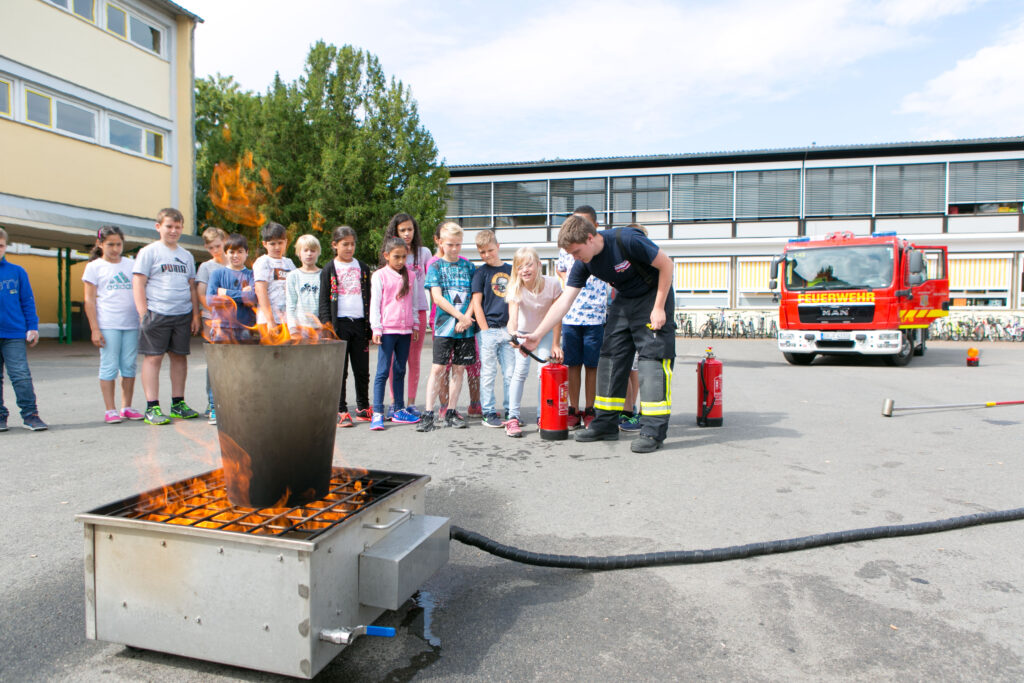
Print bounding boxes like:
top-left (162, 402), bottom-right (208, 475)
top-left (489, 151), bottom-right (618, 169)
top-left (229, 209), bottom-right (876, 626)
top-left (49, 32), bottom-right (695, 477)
top-left (768, 231), bottom-right (949, 366)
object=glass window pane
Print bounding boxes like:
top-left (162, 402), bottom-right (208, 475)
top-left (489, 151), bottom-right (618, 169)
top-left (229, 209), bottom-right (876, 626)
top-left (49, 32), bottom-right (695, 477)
top-left (26, 91), bottom-right (52, 126)
top-left (129, 16), bottom-right (161, 53)
top-left (49, 0), bottom-right (69, 8)
top-left (56, 101), bottom-right (95, 138)
top-left (145, 130), bottom-right (163, 158)
top-left (73, 0), bottom-right (94, 20)
top-left (109, 119), bottom-right (141, 151)
top-left (0, 82), bottom-right (9, 115)
top-left (106, 4), bottom-right (126, 35)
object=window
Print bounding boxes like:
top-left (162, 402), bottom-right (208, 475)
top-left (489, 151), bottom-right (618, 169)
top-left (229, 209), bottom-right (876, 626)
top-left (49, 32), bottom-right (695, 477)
top-left (948, 255), bottom-right (1012, 308)
top-left (736, 169), bottom-right (800, 219)
top-left (948, 160), bottom-right (1024, 214)
top-left (109, 118), bottom-right (164, 159)
top-left (73, 0), bottom-right (94, 21)
top-left (550, 178), bottom-right (606, 214)
top-left (494, 180), bottom-right (547, 227)
top-left (0, 79), bottom-right (10, 117)
top-left (610, 175), bottom-right (668, 225)
top-left (129, 15), bottom-right (161, 54)
top-left (674, 259), bottom-right (730, 307)
top-left (672, 172), bottom-right (733, 221)
top-left (56, 100), bottom-right (95, 138)
top-left (804, 166), bottom-right (872, 217)
top-left (447, 183), bottom-right (491, 217)
top-left (875, 163), bottom-right (945, 215)
top-left (26, 89), bottom-right (52, 127)
top-left (106, 3), bottom-right (126, 36)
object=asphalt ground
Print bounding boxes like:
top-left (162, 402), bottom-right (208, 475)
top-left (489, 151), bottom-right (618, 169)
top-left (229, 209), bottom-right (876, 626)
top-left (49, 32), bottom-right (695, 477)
top-left (2, 337), bottom-right (1023, 681)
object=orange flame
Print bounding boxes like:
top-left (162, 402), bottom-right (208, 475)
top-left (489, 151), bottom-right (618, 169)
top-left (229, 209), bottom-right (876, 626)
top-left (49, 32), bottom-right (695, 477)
top-left (208, 150), bottom-right (278, 228)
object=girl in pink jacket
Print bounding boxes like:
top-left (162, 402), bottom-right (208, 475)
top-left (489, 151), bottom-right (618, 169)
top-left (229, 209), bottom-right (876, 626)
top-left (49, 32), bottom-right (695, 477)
top-left (369, 237), bottom-right (421, 429)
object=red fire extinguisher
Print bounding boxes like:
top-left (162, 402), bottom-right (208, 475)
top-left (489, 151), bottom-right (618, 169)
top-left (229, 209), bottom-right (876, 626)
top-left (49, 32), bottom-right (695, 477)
top-left (539, 363), bottom-right (569, 440)
top-left (697, 347), bottom-right (723, 427)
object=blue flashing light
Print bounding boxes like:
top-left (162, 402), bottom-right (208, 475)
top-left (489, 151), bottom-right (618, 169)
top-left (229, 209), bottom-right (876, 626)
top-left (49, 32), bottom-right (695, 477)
top-left (787, 237), bottom-right (810, 243)
top-left (873, 231), bottom-right (898, 237)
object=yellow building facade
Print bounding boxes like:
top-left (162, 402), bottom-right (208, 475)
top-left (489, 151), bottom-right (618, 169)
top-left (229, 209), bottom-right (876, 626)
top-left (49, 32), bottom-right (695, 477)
top-left (0, 0), bottom-right (201, 330)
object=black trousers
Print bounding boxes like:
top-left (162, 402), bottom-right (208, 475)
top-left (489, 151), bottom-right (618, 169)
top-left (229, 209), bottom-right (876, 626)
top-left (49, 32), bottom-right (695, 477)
top-left (333, 318), bottom-right (369, 413)
top-left (590, 290), bottom-right (675, 441)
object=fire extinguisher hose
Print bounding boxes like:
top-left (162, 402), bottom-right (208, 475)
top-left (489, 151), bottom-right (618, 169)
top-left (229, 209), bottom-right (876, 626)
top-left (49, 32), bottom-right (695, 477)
top-left (449, 505), bottom-right (1024, 570)
top-left (697, 358), bottom-right (715, 426)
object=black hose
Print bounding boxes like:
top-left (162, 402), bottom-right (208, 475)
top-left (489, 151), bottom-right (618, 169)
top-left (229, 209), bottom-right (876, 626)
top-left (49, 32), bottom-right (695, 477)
top-left (450, 506), bottom-right (1024, 570)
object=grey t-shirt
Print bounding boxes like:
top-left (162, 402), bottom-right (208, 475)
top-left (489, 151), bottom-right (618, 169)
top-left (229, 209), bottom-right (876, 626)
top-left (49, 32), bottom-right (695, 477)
top-left (133, 242), bottom-right (196, 316)
top-left (195, 259), bottom-right (225, 319)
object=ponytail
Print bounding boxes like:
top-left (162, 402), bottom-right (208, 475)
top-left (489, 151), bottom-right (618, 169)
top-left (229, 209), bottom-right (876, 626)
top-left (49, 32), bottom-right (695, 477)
top-left (90, 225), bottom-right (125, 261)
top-left (396, 264), bottom-right (410, 300)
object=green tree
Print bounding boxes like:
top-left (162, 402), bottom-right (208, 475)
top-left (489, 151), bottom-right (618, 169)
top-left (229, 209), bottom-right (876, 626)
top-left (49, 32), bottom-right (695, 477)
top-left (195, 42), bottom-right (449, 263)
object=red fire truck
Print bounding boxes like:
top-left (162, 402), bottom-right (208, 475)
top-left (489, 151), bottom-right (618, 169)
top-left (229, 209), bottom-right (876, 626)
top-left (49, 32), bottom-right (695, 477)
top-left (769, 231), bottom-right (949, 366)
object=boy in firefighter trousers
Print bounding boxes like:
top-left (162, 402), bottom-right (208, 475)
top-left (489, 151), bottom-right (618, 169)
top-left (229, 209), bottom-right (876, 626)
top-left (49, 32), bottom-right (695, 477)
top-left (519, 215), bottom-right (675, 453)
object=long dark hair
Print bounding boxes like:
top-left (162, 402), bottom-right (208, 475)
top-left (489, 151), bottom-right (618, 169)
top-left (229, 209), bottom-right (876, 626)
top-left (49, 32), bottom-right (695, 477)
top-left (90, 226), bottom-right (125, 261)
top-left (383, 213), bottom-right (423, 268)
top-left (381, 236), bottom-right (410, 300)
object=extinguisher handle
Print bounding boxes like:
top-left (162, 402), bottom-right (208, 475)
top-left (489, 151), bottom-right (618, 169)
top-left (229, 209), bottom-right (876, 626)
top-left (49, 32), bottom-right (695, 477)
top-left (510, 335), bottom-right (550, 363)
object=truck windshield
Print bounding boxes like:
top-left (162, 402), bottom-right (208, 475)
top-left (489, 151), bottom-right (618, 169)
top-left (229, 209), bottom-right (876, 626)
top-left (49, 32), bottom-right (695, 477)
top-left (785, 245), bottom-right (894, 291)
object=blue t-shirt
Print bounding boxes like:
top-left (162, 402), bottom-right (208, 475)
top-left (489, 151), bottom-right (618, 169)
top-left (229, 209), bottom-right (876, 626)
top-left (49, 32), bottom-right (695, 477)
top-left (207, 267), bottom-right (257, 328)
top-left (424, 258), bottom-right (476, 338)
top-left (470, 262), bottom-right (511, 328)
top-left (567, 227), bottom-right (660, 298)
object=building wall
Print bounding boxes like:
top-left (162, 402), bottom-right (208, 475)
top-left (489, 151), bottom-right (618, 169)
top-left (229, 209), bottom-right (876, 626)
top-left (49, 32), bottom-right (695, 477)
top-left (1, 0), bottom-right (172, 118)
top-left (174, 14), bottom-right (195, 233)
top-left (0, 121), bottom-right (172, 219)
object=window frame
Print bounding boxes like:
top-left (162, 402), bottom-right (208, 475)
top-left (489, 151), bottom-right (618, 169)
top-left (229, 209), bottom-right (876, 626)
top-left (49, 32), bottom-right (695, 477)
top-left (107, 115), bottom-right (166, 160)
top-left (54, 98), bottom-right (98, 140)
top-left (25, 88), bottom-right (54, 128)
top-left (105, 2), bottom-right (127, 37)
top-left (0, 78), bottom-right (11, 118)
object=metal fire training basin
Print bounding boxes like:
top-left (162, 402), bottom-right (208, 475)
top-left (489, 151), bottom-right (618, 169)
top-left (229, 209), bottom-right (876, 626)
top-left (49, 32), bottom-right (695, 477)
top-left (76, 467), bottom-right (449, 679)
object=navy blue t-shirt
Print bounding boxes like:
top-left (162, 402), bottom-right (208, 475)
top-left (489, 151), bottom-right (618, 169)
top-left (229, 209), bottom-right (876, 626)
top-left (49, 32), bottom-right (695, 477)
top-left (470, 262), bottom-right (512, 327)
top-left (567, 227), bottom-right (660, 298)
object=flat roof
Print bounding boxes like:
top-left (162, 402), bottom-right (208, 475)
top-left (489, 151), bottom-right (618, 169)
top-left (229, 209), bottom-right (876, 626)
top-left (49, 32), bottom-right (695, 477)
top-left (448, 135), bottom-right (1024, 177)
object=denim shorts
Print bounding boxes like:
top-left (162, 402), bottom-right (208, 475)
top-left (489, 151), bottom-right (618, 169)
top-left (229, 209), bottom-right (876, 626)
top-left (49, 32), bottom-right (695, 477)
top-left (562, 323), bottom-right (604, 368)
top-left (98, 329), bottom-right (139, 380)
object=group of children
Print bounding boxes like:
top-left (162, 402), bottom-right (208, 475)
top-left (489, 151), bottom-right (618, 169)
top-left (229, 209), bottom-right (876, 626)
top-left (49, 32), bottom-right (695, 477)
top-left (71, 206), bottom-right (624, 439)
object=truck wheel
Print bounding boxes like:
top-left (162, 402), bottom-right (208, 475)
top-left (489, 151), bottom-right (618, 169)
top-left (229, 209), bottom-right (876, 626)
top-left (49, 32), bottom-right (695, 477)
top-left (883, 332), bottom-right (913, 366)
top-left (783, 352), bottom-right (815, 365)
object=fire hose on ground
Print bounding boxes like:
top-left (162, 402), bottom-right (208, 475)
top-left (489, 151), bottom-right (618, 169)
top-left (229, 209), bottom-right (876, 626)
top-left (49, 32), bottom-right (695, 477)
top-left (449, 506), bottom-right (1024, 570)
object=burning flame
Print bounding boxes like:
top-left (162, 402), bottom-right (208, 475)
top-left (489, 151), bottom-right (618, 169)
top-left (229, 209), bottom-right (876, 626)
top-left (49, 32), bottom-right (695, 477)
top-left (208, 150), bottom-right (280, 228)
top-left (202, 286), bottom-right (338, 346)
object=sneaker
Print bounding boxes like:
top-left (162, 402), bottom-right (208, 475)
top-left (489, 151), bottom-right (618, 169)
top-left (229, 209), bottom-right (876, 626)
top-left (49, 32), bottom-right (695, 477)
top-left (0, 417), bottom-right (7, 432)
top-left (370, 413), bottom-right (385, 431)
top-left (208, 408), bottom-right (217, 425)
top-left (416, 411), bottom-right (436, 432)
top-left (120, 407), bottom-right (144, 421)
top-left (353, 408), bottom-right (373, 422)
top-left (392, 408), bottom-right (420, 424)
top-left (566, 409), bottom-right (581, 429)
top-left (169, 401), bottom-right (199, 419)
top-left (619, 413), bottom-right (641, 432)
top-left (104, 409), bottom-right (122, 424)
top-left (582, 407), bottom-right (596, 429)
top-left (504, 417), bottom-right (523, 438)
top-left (467, 401), bottom-right (483, 418)
top-left (337, 412), bottom-right (354, 428)
top-left (144, 406), bottom-right (170, 426)
top-left (205, 403), bottom-right (214, 417)
top-left (385, 405), bottom-right (396, 421)
top-left (406, 405), bottom-right (421, 418)
top-left (574, 426), bottom-right (618, 442)
top-left (22, 414), bottom-right (48, 431)
top-left (482, 412), bottom-right (505, 428)
top-left (631, 435), bottom-right (664, 453)
top-left (445, 409), bottom-right (467, 429)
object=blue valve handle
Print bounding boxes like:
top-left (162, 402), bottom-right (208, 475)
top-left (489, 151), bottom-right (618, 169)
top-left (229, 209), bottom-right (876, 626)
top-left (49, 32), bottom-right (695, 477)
top-left (365, 626), bottom-right (396, 637)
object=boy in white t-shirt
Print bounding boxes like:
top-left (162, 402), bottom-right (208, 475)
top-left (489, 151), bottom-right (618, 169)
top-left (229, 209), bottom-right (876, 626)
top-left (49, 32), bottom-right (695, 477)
top-left (285, 234), bottom-right (322, 337)
top-left (132, 207), bottom-right (201, 426)
top-left (253, 221), bottom-right (295, 327)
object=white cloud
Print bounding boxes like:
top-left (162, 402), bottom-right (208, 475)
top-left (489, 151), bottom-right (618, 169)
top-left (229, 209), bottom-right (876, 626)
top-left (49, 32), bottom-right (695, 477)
top-left (898, 19), bottom-right (1024, 138)
top-left (876, 0), bottom-right (985, 25)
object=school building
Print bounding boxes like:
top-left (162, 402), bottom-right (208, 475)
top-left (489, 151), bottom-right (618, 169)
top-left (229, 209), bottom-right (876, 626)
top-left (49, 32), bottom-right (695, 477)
top-left (0, 0), bottom-right (202, 337)
top-left (445, 137), bottom-right (1024, 313)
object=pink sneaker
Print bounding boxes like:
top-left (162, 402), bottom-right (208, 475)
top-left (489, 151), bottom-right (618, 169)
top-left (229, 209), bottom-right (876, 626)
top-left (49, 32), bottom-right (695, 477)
top-left (120, 407), bottom-right (144, 421)
top-left (467, 401), bottom-right (483, 418)
top-left (105, 409), bottom-right (123, 424)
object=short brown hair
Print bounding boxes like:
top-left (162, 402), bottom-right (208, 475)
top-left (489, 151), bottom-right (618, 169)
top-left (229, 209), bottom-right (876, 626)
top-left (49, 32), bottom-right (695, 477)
top-left (156, 208), bottom-right (184, 224)
top-left (475, 229), bottom-right (498, 249)
top-left (202, 227), bottom-right (228, 244)
top-left (557, 215), bottom-right (597, 250)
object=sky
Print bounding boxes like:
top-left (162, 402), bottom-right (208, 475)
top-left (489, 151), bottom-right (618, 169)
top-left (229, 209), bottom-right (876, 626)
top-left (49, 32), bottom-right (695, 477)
top-left (185, 0), bottom-right (1024, 167)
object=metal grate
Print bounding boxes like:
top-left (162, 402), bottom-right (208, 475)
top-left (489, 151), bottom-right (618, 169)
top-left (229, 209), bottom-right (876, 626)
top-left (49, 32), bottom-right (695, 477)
top-left (88, 467), bottom-right (419, 540)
